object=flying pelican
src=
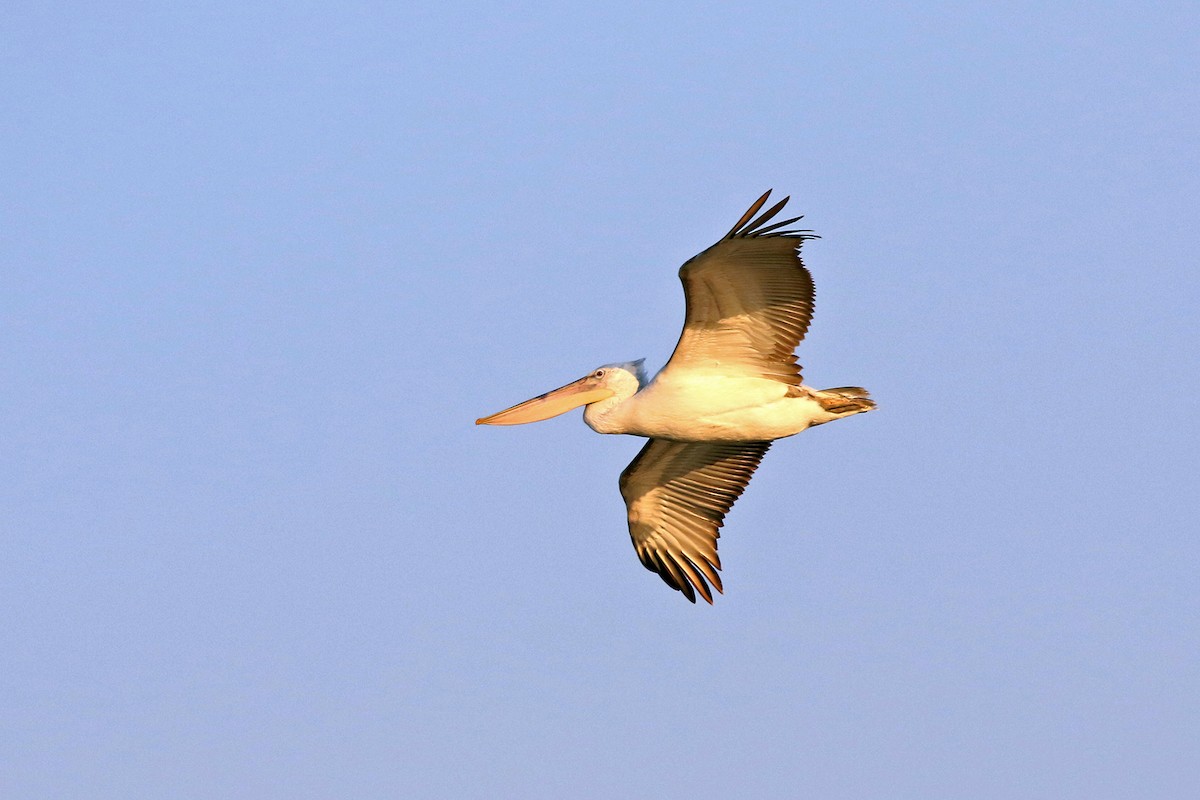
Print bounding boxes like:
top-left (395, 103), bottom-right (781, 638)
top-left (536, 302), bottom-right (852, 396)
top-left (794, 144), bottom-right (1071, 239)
top-left (477, 191), bottom-right (875, 603)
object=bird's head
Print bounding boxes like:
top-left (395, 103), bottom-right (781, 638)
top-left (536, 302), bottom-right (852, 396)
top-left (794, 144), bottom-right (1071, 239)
top-left (475, 359), bottom-right (645, 426)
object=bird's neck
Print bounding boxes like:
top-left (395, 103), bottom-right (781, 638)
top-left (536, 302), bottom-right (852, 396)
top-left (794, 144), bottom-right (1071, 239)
top-left (583, 386), bottom-right (640, 435)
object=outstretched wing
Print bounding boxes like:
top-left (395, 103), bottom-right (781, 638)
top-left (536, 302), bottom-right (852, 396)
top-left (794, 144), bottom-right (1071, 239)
top-left (659, 190), bottom-right (817, 388)
top-left (619, 438), bottom-right (771, 603)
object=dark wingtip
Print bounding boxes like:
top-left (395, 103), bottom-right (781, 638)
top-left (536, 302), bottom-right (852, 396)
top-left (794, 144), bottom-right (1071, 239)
top-left (724, 191), bottom-right (816, 239)
top-left (743, 195), bottom-right (790, 236)
top-left (724, 190), bottom-right (773, 239)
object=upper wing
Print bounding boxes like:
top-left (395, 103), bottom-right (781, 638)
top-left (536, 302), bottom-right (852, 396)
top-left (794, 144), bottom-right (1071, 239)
top-left (619, 438), bottom-right (771, 604)
top-left (659, 191), bottom-right (817, 388)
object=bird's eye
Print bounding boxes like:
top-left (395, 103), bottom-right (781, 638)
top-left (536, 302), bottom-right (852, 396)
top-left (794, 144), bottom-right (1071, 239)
top-left (593, 369), bottom-right (606, 379)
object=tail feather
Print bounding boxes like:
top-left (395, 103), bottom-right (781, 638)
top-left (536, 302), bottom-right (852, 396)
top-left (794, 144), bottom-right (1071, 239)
top-left (816, 386), bottom-right (876, 415)
top-left (822, 386), bottom-right (871, 399)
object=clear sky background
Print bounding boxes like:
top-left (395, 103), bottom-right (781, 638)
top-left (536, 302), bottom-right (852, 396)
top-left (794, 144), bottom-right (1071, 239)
top-left (3, 3), bottom-right (1198, 798)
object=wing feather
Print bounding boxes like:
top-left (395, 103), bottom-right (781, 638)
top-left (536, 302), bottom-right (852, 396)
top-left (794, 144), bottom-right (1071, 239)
top-left (619, 439), bottom-right (771, 604)
top-left (661, 191), bottom-right (817, 387)
top-left (723, 189), bottom-right (772, 239)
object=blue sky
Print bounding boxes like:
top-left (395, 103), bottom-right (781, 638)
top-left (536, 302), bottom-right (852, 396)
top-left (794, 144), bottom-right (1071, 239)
top-left (3, 2), bottom-right (1198, 797)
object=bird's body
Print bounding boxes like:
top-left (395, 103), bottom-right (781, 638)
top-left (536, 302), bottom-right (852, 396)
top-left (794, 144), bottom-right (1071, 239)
top-left (583, 367), bottom-right (856, 442)
top-left (477, 191), bottom-right (875, 603)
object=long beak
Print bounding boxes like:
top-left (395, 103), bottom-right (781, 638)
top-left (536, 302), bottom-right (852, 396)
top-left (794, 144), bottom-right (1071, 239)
top-left (476, 376), bottom-right (615, 426)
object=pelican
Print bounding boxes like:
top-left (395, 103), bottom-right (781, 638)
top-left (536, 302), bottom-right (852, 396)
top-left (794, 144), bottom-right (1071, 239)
top-left (477, 191), bottom-right (875, 603)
